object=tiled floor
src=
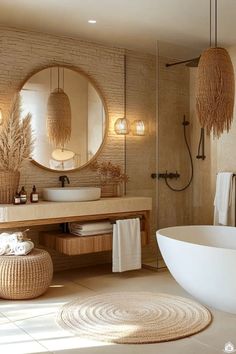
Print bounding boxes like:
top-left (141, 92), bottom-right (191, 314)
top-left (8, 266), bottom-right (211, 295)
top-left (0, 264), bottom-right (236, 354)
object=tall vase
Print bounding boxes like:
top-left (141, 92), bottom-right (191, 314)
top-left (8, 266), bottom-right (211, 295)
top-left (0, 171), bottom-right (20, 204)
top-left (101, 182), bottom-right (123, 197)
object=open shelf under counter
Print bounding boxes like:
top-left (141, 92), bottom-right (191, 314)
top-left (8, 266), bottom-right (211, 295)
top-left (0, 196), bottom-right (152, 228)
top-left (39, 230), bottom-right (149, 256)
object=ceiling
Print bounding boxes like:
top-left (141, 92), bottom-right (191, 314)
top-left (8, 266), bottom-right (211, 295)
top-left (0, 0), bottom-right (236, 58)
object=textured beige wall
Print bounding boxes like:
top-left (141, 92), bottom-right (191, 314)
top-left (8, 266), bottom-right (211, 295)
top-left (125, 50), bottom-right (157, 261)
top-left (0, 27), bottom-right (157, 270)
top-left (189, 45), bottom-right (236, 225)
top-left (189, 69), bottom-right (213, 225)
top-left (0, 27), bottom-right (125, 195)
top-left (157, 56), bottom-right (192, 229)
top-left (214, 46), bottom-right (236, 174)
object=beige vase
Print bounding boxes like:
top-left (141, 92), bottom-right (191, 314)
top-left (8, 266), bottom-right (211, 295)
top-left (0, 171), bottom-right (20, 204)
top-left (101, 182), bottom-right (122, 198)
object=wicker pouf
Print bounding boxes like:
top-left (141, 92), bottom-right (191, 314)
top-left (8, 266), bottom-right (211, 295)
top-left (0, 248), bottom-right (53, 300)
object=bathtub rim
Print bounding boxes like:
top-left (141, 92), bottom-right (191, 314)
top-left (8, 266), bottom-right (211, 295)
top-left (156, 225), bottom-right (236, 252)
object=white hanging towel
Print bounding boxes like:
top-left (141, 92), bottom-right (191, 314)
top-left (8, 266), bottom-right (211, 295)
top-left (214, 172), bottom-right (235, 226)
top-left (112, 218), bottom-right (141, 272)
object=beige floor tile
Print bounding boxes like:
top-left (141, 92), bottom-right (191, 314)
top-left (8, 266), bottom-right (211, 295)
top-left (70, 266), bottom-right (188, 296)
top-left (192, 308), bottom-right (236, 352)
top-left (2, 264), bottom-right (236, 354)
top-left (15, 313), bottom-right (111, 352)
top-left (14, 312), bottom-right (221, 354)
top-left (41, 338), bottom-right (221, 354)
top-left (0, 281), bottom-right (94, 322)
top-left (0, 322), bottom-right (50, 353)
top-left (0, 312), bottom-right (10, 324)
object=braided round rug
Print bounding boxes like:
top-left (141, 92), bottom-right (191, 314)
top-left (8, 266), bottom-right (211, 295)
top-left (57, 292), bottom-right (212, 344)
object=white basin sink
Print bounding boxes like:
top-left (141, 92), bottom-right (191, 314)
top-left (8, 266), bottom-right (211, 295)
top-left (42, 187), bottom-right (101, 202)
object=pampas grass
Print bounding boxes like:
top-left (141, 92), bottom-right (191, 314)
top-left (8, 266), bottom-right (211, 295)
top-left (0, 94), bottom-right (33, 171)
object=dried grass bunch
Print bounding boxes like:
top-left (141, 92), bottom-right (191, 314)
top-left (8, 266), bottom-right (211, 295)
top-left (0, 94), bottom-right (33, 171)
top-left (90, 160), bottom-right (129, 185)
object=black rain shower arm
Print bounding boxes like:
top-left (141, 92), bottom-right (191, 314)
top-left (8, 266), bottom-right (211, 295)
top-left (166, 57), bottom-right (200, 68)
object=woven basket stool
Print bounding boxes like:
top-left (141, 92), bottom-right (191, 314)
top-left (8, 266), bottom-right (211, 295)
top-left (0, 248), bottom-right (53, 300)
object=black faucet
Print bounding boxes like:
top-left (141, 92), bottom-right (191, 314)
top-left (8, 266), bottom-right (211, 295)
top-left (59, 175), bottom-right (70, 187)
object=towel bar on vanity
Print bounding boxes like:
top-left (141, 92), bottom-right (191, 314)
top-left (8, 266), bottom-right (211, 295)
top-left (216, 173), bottom-right (236, 177)
top-left (109, 215), bottom-right (144, 224)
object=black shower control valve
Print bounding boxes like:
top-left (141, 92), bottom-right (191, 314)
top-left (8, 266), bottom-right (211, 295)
top-left (158, 171), bottom-right (180, 180)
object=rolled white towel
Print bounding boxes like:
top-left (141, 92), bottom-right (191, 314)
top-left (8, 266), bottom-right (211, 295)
top-left (0, 243), bottom-right (7, 255)
top-left (14, 241), bottom-right (34, 256)
top-left (5, 244), bottom-right (15, 255)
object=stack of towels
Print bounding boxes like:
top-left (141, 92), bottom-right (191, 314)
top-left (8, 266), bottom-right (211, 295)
top-left (0, 231), bottom-right (34, 256)
top-left (69, 221), bottom-right (113, 236)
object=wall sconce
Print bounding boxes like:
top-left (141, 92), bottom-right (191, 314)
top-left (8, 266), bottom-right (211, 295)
top-left (132, 120), bottom-right (145, 136)
top-left (114, 117), bottom-right (130, 135)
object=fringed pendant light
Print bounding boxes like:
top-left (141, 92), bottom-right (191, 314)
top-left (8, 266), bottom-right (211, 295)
top-left (47, 68), bottom-right (72, 147)
top-left (196, 0), bottom-right (235, 138)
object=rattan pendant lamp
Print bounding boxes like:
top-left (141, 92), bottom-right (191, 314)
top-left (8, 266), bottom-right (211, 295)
top-left (196, 0), bottom-right (235, 138)
top-left (47, 67), bottom-right (72, 147)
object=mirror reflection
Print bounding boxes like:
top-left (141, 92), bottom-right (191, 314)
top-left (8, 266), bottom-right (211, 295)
top-left (20, 67), bottom-right (106, 171)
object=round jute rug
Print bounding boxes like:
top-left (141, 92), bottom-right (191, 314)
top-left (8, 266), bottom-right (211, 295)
top-left (57, 292), bottom-right (212, 344)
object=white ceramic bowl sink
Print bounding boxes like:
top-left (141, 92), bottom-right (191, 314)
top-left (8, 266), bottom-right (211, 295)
top-left (42, 187), bottom-right (101, 202)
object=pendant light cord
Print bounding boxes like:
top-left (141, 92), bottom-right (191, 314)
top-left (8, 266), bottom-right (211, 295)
top-left (58, 67), bottom-right (60, 92)
top-left (210, 0), bottom-right (212, 47)
top-left (215, 0), bottom-right (217, 47)
top-left (124, 54), bottom-right (127, 195)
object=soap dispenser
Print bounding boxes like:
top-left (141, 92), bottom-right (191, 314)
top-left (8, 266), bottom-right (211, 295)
top-left (19, 186), bottom-right (27, 204)
top-left (30, 185), bottom-right (39, 203)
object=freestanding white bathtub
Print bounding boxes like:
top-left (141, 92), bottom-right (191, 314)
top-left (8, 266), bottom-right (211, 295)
top-left (157, 225), bottom-right (236, 314)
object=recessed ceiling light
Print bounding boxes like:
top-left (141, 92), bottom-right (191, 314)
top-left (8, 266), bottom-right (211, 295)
top-left (88, 20), bottom-right (96, 24)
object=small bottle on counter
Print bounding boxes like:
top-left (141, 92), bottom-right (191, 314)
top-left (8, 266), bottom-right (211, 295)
top-left (13, 191), bottom-right (21, 205)
top-left (19, 186), bottom-right (27, 204)
top-left (30, 185), bottom-right (39, 203)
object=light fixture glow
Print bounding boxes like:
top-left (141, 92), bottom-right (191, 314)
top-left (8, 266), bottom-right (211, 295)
top-left (132, 120), bottom-right (145, 136)
top-left (88, 19), bottom-right (96, 24)
top-left (114, 117), bottom-right (129, 135)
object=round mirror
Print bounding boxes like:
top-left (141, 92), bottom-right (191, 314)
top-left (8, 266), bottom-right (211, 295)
top-left (20, 66), bottom-right (107, 171)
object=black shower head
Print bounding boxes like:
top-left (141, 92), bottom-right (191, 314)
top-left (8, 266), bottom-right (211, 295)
top-left (185, 56), bottom-right (200, 67)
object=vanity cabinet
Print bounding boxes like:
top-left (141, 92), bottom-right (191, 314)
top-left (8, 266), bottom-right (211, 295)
top-left (0, 197), bottom-right (152, 256)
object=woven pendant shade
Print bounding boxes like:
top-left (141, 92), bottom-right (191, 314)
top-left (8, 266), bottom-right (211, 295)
top-left (47, 88), bottom-right (72, 146)
top-left (196, 47), bottom-right (235, 138)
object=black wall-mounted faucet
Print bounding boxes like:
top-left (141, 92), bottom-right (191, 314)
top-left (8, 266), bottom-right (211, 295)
top-left (59, 175), bottom-right (70, 187)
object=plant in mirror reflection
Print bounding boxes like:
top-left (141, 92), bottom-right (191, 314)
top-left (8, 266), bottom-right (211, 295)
top-left (90, 160), bottom-right (129, 186)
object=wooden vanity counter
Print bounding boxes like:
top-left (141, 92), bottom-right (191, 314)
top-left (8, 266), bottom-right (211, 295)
top-left (0, 197), bottom-right (152, 255)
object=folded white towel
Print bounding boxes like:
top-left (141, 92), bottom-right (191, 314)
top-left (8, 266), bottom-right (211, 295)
top-left (214, 172), bottom-right (235, 226)
top-left (112, 218), bottom-right (141, 273)
top-left (70, 229), bottom-right (112, 236)
top-left (69, 221), bottom-right (112, 232)
top-left (14, 241), bottom-right (34, 256)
